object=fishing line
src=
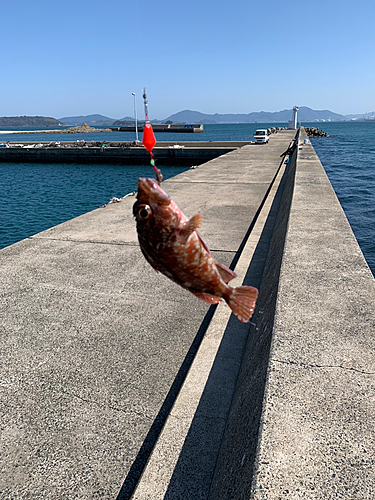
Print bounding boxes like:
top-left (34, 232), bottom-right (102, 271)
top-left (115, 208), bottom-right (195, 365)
top-left (142, 88), bottom-right (158, 174)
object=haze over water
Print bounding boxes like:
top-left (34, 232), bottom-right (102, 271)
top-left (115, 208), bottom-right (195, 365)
top-left (1, 122), bottom-right (374, 277)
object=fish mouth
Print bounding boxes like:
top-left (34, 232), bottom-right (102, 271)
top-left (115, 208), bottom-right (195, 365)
top-left (138, 177), bottom-right (171, 205)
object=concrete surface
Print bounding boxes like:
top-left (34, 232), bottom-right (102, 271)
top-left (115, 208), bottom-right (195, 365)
top-left (0, 131), bottom-right (295, 499)
top-left (131, 135), bottom-right (292, 500)
top-left (209, 129), bottom-right (375, 499)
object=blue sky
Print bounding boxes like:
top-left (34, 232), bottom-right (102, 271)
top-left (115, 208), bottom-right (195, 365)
top-left (2, 0), bottom-right (374, 119)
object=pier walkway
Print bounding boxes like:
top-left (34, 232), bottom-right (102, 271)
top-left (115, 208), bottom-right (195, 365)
top-left (1, 129), bottom-right (374, 499)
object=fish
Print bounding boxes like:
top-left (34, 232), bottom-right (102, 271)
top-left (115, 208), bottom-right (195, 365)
top-left (133, 176), bottom-right (258, 323)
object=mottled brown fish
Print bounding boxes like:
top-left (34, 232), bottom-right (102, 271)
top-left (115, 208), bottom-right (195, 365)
top-left (133, 177), bottom-right (258, 323)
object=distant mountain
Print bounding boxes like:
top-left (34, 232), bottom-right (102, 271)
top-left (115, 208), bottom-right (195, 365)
top-left (111, 116), bottom-right (139, 125)
top-left (117, 116), bottom-right (138, 122)
top-left (59, 114), bottom-right (116, 126)
top-left (0, 116), bottom-right (63, 127)
top-left (164, 107), bottom-right (347, 123)
top-left (111, 117), bottom-right (170, 126)
top-left (1, 107), bottom-right (354, 129)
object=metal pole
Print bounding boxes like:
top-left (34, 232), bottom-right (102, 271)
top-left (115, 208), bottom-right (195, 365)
top-left (132, 92), bottom-right (139, 142)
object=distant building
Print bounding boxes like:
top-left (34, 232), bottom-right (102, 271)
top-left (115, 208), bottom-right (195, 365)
top-left (288, 106), bottom-right (299, 129)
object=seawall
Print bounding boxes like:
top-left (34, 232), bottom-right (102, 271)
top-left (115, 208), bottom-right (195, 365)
top-left (0, 141), bottom-right (251, 165)
top-left (1, 129), bottom-right (374, 499)
top-left (110, 124), bottom-right (204, 133)
top-left (208, 128), bottom-right (375, 499)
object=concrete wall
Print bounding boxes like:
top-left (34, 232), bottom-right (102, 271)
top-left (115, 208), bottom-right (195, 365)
top-left (0, 142), bottom-right (250, 165)
top-left (207, 130), bottom-right (299, 499)
top-left (209, 128), bottom-right (375, 499)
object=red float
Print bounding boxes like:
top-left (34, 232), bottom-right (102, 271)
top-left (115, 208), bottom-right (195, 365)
top-left (142, 123), bottom-right (156, 152)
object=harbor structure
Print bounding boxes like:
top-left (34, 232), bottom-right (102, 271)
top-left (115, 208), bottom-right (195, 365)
top-left (110, 123), bottom-right (204, 133)
top-left (0, 141), bottom-right (250, 165)
top-left (1, 129), bottom-right (373, 499)
top-left (288, 105), bottom-right (299, 129)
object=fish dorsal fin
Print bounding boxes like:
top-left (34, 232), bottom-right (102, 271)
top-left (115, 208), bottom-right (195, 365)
top-left (179, 214), bottom-right (203, 244)
top-left (214, 260), bottom-right (237, 284)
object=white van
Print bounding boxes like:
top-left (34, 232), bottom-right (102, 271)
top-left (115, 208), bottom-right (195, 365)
top-left (253, 129), bottom-right (269, 144)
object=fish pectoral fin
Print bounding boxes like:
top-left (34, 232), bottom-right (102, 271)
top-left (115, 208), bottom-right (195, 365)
top-left (191, 291), bottom-right (222, 304)
top-left (179, 214), bottom-right (203, 243)
top-left (214, 260), bottom-right (237, 283)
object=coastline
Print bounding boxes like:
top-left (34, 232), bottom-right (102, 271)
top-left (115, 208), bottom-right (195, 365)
top-left (1, 122), bottom-right (374, 276)
top-left (0, 127), bottom-right (112, 135)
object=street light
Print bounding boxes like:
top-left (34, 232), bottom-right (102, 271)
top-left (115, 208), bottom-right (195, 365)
top-left (132, 92), bottom-right (139, 142)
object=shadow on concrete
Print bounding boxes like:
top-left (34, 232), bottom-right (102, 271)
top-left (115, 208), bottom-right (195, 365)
top-left (229, 156), bottom-right (286, 273)
top-left (116, 305), bottom-right (218, 500)
top-left (116, 141), bottom-right (297, 499)
top-left (162, 144), bottom-right (298, 499)
top-left (208, 138), bottom-right (298, 500)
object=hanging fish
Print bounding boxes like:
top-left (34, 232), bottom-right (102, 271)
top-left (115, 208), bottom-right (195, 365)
top-left (133, 177), bottom-right (258, 323)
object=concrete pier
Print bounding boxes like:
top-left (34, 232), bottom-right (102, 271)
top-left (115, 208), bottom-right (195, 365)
top-left (110, 124), bottom-right (204, 133)
top-left (0, 141), bottom-right (251, 165)
top-left (1, 129), bottom-right (374, 499)
top-left (208, 129), bottom-right (375, 499)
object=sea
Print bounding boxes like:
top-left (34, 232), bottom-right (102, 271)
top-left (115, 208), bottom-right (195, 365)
top-left (0, 122), bottom-right (374, 277)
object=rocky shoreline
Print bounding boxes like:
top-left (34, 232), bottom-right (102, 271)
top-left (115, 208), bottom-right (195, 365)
top-left (60, 123), bottom-right (112, 134)
top-left (304, 127), bottom-right (328, 137)
top-left (266, 126), bottom-right (327, 137)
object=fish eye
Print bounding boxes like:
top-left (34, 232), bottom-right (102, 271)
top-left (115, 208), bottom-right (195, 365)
top-left (137, 204), bottom-right (152, 220)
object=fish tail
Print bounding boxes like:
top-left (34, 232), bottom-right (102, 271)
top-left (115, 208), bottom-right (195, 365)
top-left (225, 286), bottom-right (258, 323)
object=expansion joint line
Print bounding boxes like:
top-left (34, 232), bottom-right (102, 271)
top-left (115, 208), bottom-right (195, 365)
top-left (273, 358), bottom-right (374, 375)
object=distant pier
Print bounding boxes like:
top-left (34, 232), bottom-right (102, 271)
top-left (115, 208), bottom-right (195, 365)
top-left (0, 140), bottom-right (250, 165)
top-left (109, 123), bottom-right (204, 133)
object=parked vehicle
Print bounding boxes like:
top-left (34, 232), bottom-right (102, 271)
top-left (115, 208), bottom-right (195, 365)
top-left (253, 129), bottom-right (269, 144)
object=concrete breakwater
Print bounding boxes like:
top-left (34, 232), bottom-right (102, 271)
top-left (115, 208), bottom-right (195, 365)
top-left (110, 123), bottom-right (204, 133)
top-left (0, 141), bottom-right (251, 165)
top-left (305, 126), bottom-right (328, 137)
top-left (1, 129), bottom-right (374, 499)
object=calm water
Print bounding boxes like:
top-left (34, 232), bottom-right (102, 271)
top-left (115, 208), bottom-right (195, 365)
top-left (1, 122), bottom-right (374, 277)
top-left (0, 162), bottom-right (187, 250)
top-left (309, 121), bottom-right (375, 277)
